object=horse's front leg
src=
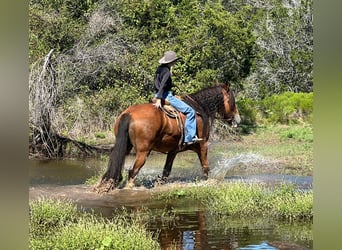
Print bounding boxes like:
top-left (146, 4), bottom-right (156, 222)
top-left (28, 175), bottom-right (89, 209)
top-left (195, 143), bottom-right (210, 180)
top-left (157, 151), bottom-right (177, 184)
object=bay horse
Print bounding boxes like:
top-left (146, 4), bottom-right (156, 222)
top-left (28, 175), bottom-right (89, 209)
top-left (96, 83), bottom-right (240, 191)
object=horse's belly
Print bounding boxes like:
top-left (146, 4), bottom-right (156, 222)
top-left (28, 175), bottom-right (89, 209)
top-left (152, 135), bottom-right (181, 153)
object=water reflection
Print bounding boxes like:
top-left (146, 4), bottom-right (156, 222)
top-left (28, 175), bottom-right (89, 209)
top-left (146, 200), bottom-right (312, 250)
top-left (182, 231), bottom-right (195, 250)
top-left (239, 242), bottom-right (277, 249)
top-left (29, 158), bottom-right (104, 186)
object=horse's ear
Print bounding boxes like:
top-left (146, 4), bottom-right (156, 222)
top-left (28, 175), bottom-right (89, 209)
top-left (223, 82), bottom-right (230, 90)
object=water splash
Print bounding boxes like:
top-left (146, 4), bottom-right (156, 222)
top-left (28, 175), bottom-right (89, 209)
top-left (209, 153), bottom-right (270, 180)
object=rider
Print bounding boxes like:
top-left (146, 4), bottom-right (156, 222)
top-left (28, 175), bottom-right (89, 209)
top-left (153, 51), bottom-right (202, 146)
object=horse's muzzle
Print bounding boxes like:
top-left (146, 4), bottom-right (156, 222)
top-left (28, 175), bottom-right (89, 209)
top-left (231, 113), bottom-right (241, 128)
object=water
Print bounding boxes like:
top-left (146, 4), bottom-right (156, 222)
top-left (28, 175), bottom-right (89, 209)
top-left (29, 152), bottom-right (313, 249)
top-left (29, 158), bottom-right (104, 186)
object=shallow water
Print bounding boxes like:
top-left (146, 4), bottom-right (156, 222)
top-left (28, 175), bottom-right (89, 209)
top-left (29, 150), bottom-right (313, 249)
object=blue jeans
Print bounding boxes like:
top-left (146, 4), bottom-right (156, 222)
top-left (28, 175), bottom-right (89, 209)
top-left (157, 91), bottom-right (197, 143)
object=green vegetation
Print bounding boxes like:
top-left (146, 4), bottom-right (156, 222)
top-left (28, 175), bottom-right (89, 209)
top-left (29, 0), bottom-right (313, 158)
top-left (29, 199), bottom-right (160, 250)
top-left (29, 187), bottom-right (312, 249)
top-left (157, 182), bottom-right (313, 221)
top-left (238, 92), bottom-right (313, 125)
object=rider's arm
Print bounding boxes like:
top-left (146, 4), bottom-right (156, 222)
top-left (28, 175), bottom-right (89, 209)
top-left (155, 67), bottom-right (171, 99)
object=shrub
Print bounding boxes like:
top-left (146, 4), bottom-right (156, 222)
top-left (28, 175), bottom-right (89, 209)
top-left (260, 92), bottom-right (313, 124)
top-left (236, 98), bottom-right (258, 125)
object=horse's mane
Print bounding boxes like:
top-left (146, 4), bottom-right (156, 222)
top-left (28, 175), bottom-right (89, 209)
top-left (183, 84), bottom-right (234, 134)
top-left (184, 84), bottom-right (233, 116)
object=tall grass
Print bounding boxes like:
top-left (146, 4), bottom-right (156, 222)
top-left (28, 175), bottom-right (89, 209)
top-left (29, 199), bottom-right (159, 250)
top-left (158, 182), bottom-right (313, 221)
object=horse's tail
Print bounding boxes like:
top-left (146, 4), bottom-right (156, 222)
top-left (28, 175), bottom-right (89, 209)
top-left (98, 113), bottom-right (131, 191)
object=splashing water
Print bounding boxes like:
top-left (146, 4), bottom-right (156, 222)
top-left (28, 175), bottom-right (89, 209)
top-left (209, 153), bottom-right (270, 180)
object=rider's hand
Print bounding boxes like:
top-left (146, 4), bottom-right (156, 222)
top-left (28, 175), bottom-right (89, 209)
top-left (154, 99), bottom-right (162, 108)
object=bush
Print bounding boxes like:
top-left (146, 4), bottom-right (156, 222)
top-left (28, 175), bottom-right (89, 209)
top-left (236, 98), bottom-right (258, 125)
top-left (260, 92), bottom-right (313, 124)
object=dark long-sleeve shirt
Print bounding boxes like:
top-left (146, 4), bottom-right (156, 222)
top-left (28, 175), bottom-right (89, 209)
top-left (154, 65), bottom-right (173, 99)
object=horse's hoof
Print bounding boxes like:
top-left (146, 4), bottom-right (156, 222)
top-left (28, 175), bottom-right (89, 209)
top-left (155, 175), bottom-right (168, 186)
top-left (124, 180), bottom-right (135, 189)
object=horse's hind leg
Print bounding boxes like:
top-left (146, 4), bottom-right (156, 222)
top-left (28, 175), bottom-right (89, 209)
top-left (126, 150), bottom-right (150, 188)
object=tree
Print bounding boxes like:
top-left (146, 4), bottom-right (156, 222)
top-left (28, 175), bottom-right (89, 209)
top-left (241, 0), bottom-right (313, 98)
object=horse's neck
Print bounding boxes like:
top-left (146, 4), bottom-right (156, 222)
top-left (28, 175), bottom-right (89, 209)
top-left (189, 94), bottom-right (215, 114)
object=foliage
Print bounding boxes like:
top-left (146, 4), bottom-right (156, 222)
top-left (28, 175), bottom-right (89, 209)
top-left (29, 199), bottom-right (160, 250)
top-left (29, 0), bottom-right (98, 64)
top-left (236, 97), bottom-right (259, 125)
top-left (241, 0), bottom-right (313, 98)
top-left (236, 92), bottom-right (313, 126)
top-left (29, 0), bottom-right (313, 156)
top-left (259, 92), bottom-right (313, 124)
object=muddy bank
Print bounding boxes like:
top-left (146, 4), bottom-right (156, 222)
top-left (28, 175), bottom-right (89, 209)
top-left (29, 181), bottom-right (207, 213)
top-left (29, 184), bottom-right (155, 208)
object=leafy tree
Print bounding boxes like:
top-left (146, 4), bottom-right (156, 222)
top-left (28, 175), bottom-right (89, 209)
top-left (29, 0), bottom-right (98, 63)
top-left (240, 0), bottom-right (313, 98)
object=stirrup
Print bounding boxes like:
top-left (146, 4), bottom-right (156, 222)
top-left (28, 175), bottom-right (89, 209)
top-left (193, 136), bottom-right (203, 142)
top-left (183, 136), bottom-right (203, 146)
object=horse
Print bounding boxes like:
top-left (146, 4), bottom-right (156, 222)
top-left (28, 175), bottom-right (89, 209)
top-left (96, 83), bottom-right (240, 191)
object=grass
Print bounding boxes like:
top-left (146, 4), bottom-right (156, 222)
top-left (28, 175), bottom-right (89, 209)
top-left (29, 199), bottom-right (160, 250)
top-left (157, 182), bottom-right (313, 221)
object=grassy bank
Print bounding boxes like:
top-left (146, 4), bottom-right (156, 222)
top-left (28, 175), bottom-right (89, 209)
top-left (29, 199), bottom-right (160, 250)
top-left (157, 182), bottom-right (313, 221)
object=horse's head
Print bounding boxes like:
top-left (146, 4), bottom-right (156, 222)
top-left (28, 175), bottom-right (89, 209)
top-left (220, 83), bottom-right (241, 127)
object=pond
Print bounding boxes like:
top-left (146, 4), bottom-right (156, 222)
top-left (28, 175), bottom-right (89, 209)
top-left (29, 149), bottom-right (313, 249)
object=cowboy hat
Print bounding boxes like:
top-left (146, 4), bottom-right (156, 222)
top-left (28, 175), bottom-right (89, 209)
top-left (158, 51), bottom-right (178, 64)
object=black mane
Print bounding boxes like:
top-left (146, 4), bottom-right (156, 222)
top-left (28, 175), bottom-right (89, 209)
top-left (184, 84), bottom-right (227, 117)
top-left (183, 84), bottom-right (231, 135)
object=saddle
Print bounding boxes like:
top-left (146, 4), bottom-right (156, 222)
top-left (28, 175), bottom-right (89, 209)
top-left (151, 97), bottom-right (180, 118)
top-left (151, 97), bottom-right (203, 148)
top-left (152, 97), bottom-right (185, 148)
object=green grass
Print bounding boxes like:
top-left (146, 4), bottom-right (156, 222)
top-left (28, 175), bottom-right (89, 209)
top-left (157, 182), bottom-right (313, 221)
top-left (29, 199), bottom-right (160, 250)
